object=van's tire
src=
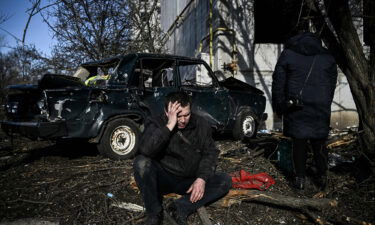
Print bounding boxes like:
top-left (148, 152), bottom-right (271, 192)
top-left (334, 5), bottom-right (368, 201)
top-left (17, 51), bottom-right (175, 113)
top-left (97, 118), bottom-right (140, 160)
top-left (233, 111), bottom-right (258, 141)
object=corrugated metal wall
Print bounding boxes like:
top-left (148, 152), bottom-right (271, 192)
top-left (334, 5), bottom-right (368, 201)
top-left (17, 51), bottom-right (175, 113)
top-left (161, 0), bottom-right (209, 57)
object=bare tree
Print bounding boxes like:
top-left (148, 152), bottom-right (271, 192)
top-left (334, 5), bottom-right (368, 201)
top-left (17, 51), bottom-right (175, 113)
top-left (302, 0), bottom-right (375, 159)
top-left (0, 45), bottom-right (48, 107)
top-left (0, 11), bottom-right (13, 48)
top-left (0, 5), bottom-right (49, 103)
top-left (41, 0), bottom-right (132, 69)
top-left (129, 0), bottom-right (164, 53)
top-left (0, 52), bottom-right (18, 105)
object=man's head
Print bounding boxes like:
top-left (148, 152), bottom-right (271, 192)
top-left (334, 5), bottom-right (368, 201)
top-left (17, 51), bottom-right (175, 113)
top-left (165, 92), bottom-right (192, 129)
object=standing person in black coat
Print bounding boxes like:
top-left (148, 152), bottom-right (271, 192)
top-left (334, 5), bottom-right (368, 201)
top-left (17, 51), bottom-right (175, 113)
top-left (272, 32), bottom-right (338, 190)
top-left (133, 92), bottom-right (232, 225)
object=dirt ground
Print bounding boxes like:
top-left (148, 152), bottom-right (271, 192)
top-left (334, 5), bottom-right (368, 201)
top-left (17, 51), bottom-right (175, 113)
top-left (0, 130), bottom-right (374, 225)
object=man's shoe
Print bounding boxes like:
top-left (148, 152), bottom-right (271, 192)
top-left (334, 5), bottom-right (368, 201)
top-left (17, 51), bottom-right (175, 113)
top-left (144, 212), bottom-right (163, 225)
top-left (165, 201), bottom-right (188, 225)
top-left (293, 177), bottom-right (305, 190)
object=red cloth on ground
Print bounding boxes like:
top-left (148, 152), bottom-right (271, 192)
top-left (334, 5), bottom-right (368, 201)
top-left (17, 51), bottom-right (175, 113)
top-left (230, 170), bottom-right (275, 190)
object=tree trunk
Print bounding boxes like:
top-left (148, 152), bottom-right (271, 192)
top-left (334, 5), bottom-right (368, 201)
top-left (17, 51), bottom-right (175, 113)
top-left (307, 0), bottom-right (375, 159)
top-left (324, 0), bottom-right (375, 159)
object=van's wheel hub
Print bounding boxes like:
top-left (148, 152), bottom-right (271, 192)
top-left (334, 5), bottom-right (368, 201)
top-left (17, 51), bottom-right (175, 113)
top-left (233, 111), bottom-right (258, 140)
top-left (242, 116), bottom-right (255, 137)
top-left (110, 125), bottom-right (136, 155)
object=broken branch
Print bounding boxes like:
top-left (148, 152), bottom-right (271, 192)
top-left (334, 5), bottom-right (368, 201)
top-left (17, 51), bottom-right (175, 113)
top-left (214, 189), bottom-right (337, 210)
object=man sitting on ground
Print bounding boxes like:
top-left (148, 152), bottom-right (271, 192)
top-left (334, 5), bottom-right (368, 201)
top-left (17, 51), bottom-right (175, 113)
top-left (133, 91), bottom-right (231, 225)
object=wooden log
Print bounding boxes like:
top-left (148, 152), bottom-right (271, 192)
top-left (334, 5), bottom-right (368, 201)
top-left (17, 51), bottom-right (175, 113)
top-left (214, 189), bottom-right (337, 210)
top-left (197, 207), bottom-right (213, 225)
top-left (327, 139), bottom-right (355, 149)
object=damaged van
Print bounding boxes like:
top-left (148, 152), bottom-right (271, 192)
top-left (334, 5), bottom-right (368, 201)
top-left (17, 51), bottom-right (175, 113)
top-left (1, 53), bottom-right (267, 160)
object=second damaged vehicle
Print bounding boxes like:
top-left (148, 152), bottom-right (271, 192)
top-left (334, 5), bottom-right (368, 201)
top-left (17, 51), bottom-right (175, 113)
top-left (1, 53), bottom-right (267, 160)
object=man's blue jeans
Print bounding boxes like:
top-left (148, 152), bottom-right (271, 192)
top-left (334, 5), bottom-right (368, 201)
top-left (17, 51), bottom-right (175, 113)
top-left (133, 155), bottom-right (232, 217)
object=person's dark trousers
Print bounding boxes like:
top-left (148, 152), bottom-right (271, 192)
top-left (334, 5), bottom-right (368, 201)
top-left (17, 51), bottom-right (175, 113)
top-left (292, 138), bottom-right (328, 178)
top-left (133, 155), bottom-right (232, 218)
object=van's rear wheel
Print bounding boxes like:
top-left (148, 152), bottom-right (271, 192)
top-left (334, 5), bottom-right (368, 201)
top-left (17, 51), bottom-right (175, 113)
top-left (97, 119), bottom-right (140, 160)
top-left (233, 111), bottom-right (258, 141)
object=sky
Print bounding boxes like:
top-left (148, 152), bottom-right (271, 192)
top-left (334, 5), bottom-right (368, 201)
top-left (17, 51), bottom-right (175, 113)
top-left (0, 0), bottom-right (56, 56)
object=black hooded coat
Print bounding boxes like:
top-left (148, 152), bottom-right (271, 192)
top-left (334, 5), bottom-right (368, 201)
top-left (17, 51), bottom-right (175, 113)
top-left (272, 32), bottom-right (338, 139)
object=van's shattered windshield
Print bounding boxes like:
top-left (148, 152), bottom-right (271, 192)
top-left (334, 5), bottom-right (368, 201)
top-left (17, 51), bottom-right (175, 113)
top-left (73, 57), bottom-right (122, 87)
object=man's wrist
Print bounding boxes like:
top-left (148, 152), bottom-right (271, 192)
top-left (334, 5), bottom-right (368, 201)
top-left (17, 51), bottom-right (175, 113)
top-left (196, 177), bottom-right (206, 183)
top-left (166, 122), bottom-right (174, 131)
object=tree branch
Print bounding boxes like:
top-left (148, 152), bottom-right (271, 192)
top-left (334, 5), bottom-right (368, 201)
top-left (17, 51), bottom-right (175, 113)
top-left (23, 0), bottom-right (41, 45)
top-left (213, 189), bottom-right (337, 210)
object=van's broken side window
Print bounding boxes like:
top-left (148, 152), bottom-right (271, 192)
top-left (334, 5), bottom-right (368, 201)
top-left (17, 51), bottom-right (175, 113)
top-left (178, 62), bottom-right (213, 87)
top-left (139, 58), bottom-right (176, 88)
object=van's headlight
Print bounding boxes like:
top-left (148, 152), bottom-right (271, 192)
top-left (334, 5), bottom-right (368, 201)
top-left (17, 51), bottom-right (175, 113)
top-left (37, 99), bottom-right (45, 110)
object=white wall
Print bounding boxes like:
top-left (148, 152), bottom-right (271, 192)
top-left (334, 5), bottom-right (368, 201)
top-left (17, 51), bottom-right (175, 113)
top-left (160, 0), bottom-right (359, 130)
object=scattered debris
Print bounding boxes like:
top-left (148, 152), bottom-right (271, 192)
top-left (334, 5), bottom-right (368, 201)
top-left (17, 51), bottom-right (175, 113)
top-left (230, 170), bottom-right (275, 190)
top-left (0, 130), bottom-right (374, 225)
top-left (111, 202), bottom-right (144, 212)
top-left (328, 152), bottom-right (353, 169)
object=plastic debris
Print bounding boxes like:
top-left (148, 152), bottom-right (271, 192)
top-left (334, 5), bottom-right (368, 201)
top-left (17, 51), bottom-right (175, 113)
top-left (111, 202), bottom-right (144, 212)
top-left (230, 170), bottom-right (275, 190)
top-left (258, 129), bottom-right (271, 134)
top-left (328, 153), bottom-right (353, 168)
top-left (106, 193), bottom-right (114, 198)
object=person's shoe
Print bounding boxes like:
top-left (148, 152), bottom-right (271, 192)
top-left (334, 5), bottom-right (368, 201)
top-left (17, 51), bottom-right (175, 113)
top-left (165, 201), bottom-right (188, 225)
top-left (143, 212), bottom-right (163, 225)
top-left (293, 176), bottom-right (305, 190)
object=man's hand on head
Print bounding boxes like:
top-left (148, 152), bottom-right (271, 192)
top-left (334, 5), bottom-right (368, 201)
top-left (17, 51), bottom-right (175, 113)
top-left (186, 178), bottom-right (206, 203)
top-left (166, 101), bottom-right (182, 131)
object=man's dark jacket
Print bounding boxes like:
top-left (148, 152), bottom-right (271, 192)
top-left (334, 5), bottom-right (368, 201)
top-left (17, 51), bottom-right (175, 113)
top-left (138, 113), bottom-right (219, 181)
top-left (272, 32), bottom-right (338, 139)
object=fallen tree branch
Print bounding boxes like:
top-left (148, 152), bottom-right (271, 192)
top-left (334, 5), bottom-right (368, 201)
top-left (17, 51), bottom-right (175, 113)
top-left (214, 189), bottom-right (337, 210)
top-left (197, 207), bottom-right (213, 225)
